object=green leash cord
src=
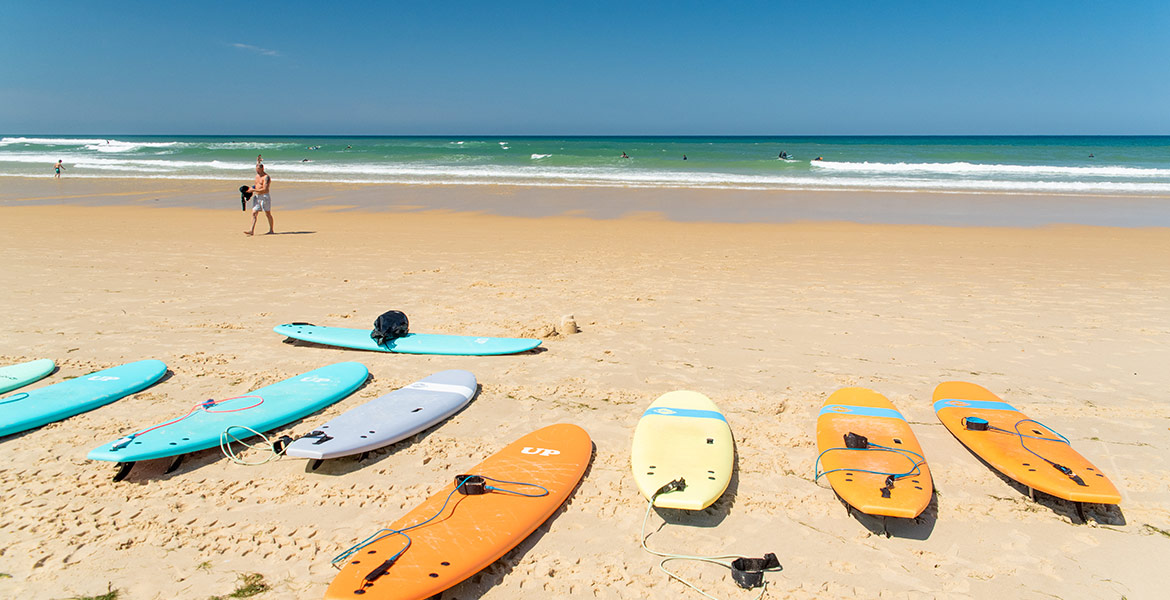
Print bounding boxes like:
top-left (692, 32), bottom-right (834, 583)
top-left (640, 479), bottom-right (781, 600)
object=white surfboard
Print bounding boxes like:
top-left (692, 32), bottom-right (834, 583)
top-left (285, 369), bottom-right (477, 462)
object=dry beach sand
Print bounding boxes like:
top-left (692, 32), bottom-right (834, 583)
top-left (1, 179), bottom-right (1169, 599)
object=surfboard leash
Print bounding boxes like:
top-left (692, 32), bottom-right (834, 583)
top-left (640, 479), bottom-right (782, 600)
top-left (814, 433), bottom-right (926, 498)
top-left (219, 424), bottom-right (293, 466)
top-left (965, 417), bottom-right (1086, 486)
top-left (107, 395), bottom-right (266, 451)
top-left (332, 474), bottom-right (550, 592)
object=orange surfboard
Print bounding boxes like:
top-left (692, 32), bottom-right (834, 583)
top-left (816, 388), bottom-right (932, 518)
top-left (324, 424), bottom-right (592, 600)
top-left (934, 382), bottom-right (1120, 505)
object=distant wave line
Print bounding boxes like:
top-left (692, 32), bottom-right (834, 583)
top-left (812, 160), bottom-right (1170, 178)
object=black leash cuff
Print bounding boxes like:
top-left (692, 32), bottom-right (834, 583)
top-left (731, 553), bottom-right (781, 589)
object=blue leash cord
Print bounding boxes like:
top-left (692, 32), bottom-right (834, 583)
top-left (814, 443), bottom-right (925, 483)
top-left (478, 476), bottom-right (550, 497)
top-left (331, 475), bottom-right (549, 566)
top-left (992, 418), bottom-right (1072, 470)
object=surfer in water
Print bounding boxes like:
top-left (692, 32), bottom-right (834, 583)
top-left (244, 163), bottom-right (274, 236)
top-left (621, 152), bottom-right (629, 159)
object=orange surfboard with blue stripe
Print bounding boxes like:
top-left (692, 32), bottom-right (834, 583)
top-left (816, 388), bottom-right (932, 518)
top-left (933, 381), bottom-right (1120, 505)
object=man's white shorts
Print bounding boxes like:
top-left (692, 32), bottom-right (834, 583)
top-left (251, 193), bottom-right (271, 212)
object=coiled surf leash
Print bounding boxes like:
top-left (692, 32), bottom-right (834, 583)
top-left (108, 395), bottom-right (266, 451)
top-left (333, 474), bottom-right (549, 592)
top-left (640, 478), bottom-right (781, 600)
top-left (814, 432), bottom-right (925, 499)
top-left (961, 416), bottom-right (1086, 486)
top-left (219, 424), bottom-right (294, 466)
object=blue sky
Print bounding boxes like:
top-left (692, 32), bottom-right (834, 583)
top-left (2, 2), bottom-right (1168, 135)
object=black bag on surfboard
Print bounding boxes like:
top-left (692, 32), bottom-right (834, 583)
top-left (371, 311), bottom-right (410, 345)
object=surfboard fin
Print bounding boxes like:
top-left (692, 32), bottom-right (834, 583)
top-left (165, 455), bottom-right (184, 474)
top-left (112, 462), bottom-right (135, 482)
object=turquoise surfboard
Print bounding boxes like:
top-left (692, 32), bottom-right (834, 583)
top-left (0, 358), bottom-right (56, 394)
top-left (87, 362), bottom-right (368, 464)
top-left (0, 359), bottom-right (167, 438)
top-left (274, 323), bottom-right (542, 356)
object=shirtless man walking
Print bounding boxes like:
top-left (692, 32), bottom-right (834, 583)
top-left (245, 163), bottom-right (274, 235)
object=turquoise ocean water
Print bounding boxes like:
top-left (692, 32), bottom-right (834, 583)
top-left (2, 135), bottom-right (1168, 196)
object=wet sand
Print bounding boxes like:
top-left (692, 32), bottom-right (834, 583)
top-left (2, 176), bottom-right (1169, 226)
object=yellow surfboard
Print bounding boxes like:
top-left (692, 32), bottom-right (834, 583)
top-left (934, 381), bottom-right (1121, 505)
top-left (631, 391), bottom-right (734, 510)
top-left (815, 388), bottom-right (932, 519)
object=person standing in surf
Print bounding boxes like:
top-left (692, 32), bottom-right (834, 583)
top-left (244, 163), bottom-right (274, 235)
top-left (54, 160), bottom-right (65, 178)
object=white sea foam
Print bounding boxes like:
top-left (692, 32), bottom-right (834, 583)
top-left (85, 141), bottom-right (181, 153)
top-left (0, 136), bottom-right (111, 147)
top-left (3, 150), bottom-right (1169, 195)
top-left (811, 160), bottom-right (1170, 178)
top-left (531, 154), bottom-right (552, 160)
top-left (204, 142), bottom-right (300, 150)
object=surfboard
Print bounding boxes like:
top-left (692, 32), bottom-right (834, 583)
top-left (815, 388), bottom-right (932, 518)
top-left (87, 362), bottom-right (368, 469)
top-left (631, 391), bottom-right (734, 511)
top-left (1, 359), bottom-right (166, 438)
top-left (285, 369), bottom-right (476, 462)
top-left (324, 423), bottom-right (591, 600)
top-left (274, 323), bottom-right (541, 356)
top-left (934, 381), bottom-right (1121, 505)
top-left (0, 358), bottom-right (55, 394)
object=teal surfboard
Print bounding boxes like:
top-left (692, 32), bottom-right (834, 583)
top-left (274, 323), bottom-right (542, 356)
top-left (0, 359), bottom-right (167, 438)
top-left (87, 362), bottom-right (368, 465)
top-left (0, 358), bottom-right (56, 394)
